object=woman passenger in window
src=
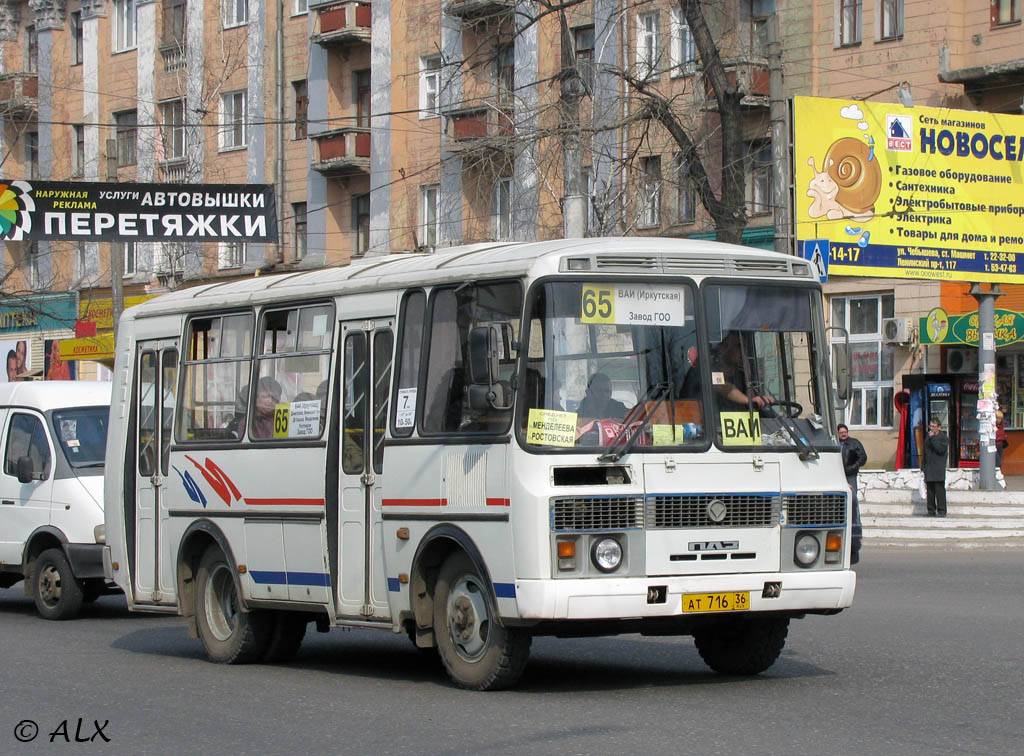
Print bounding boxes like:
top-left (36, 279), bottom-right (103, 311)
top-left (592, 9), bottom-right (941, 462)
top-left (250, 376), bottom-right (282, 439)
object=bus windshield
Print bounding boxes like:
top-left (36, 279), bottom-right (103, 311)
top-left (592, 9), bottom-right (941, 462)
top-left (518, 279), bottom-right (836, 453)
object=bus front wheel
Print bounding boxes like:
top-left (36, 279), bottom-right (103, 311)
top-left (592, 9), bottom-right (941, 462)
top-left (693, 616), bottom-right (789, 675)
top-left (195, 547), bottom-right (271, 664)
top-left (433, 552), bottom-right (530, 691)
top-left (32, 548), bottom-right (84, 620)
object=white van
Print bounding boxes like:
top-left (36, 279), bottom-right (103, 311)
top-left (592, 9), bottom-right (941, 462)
top-left (0, 381), bottom-right (112, 619)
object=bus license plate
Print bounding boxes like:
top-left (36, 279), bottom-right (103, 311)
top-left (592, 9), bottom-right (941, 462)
top-left (682, 591), bottom-right (750, 613)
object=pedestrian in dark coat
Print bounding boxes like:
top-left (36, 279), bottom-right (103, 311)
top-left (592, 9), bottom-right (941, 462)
top-left (922, 418), bottom-right (949, 517)
top-left (838, 423), bottom-right (867, 564)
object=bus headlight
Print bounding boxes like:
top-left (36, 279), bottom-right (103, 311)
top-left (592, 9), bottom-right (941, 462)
top-left (794, 532), bottom-right (820, 567)
top-left (591, 537), bottom-right (623, 573)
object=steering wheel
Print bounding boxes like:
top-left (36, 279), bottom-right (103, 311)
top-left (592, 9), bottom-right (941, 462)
top-left (767, 400), bottom-right (803, 418)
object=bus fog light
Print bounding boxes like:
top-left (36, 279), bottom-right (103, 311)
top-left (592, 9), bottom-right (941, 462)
top-left (591, 537), bottom-right (623, 573)
top-left (794, 533), bottom-right (820, 567)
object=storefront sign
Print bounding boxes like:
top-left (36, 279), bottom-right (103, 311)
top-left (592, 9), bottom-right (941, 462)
top-left (919, 307), bottom-right (1024, 347)
top-left (58, 334), bottom-right (115, 361)
top-left (0, 293), bottom-right (77, 335)
top-left (78, 295), bottom-right (155, 331)
top-left (0, 181), bottom-right (277, 242)
top-left (794, 96), bottom-right (1024, 283)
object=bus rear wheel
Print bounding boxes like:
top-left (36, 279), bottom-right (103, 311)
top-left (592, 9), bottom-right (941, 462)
top-left (433, 552), bottom-right (530, 691)
top-left (194, 547), bottom-right (271, 664)
top-left (693, 616), bottom-right (789, 675)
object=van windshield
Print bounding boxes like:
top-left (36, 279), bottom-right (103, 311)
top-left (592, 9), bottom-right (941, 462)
top-left (51, 407), bottom-right (108, 470)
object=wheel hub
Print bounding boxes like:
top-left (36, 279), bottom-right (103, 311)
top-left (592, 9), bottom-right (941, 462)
top-left (452, 595), bottom-right (476, 641)
top-left (447, 576), bottom-right (490, 661)
top-left (39, 565), bottom-right (60, 605)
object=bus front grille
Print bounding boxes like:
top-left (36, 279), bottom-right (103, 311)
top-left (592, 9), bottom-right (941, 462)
top-left (646, 494), bottom-right (780, 528)
top-left (550, 496), bottom-right (645, 531)
top-left (784, 493), bottom-right (847, 526)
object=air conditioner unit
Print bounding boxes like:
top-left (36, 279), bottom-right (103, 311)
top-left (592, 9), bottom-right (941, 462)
top-left (946, 347), bottom-right (978, 374)
top-left (882, 317), bottom-right (914, 344)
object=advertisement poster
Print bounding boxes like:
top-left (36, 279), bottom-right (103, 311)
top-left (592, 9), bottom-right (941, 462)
top-left (0, 339), bottom-right (31, 382)
top-left (44, 339), bottom-right (76, 381)
top-left (794, 96), bottom-right (1024, 284)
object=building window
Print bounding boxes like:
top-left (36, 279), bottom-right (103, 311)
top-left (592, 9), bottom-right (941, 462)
top-left (992, 0), bottom-right (1021, 25)
top-left (26, 25), bottom-right (37, 73)
top-left (675, 153), bottom-right (696, 224)
top-left (112, 241), bottom-right (136, 277)
top-left (880, 0), bottom-right (903, 39)
top-left (114, 0), bottom-right (137, 52)
top-left (163, 0), bottom-right (187, 47)
top-left (582, 166), bottom-right (598, 232)
top-left (161, 99), bottom-right (186, 160)
top-left (637, 12), bottom-right (660, 80)
top-left (294, 0), bottom-right (308, 14)
top-left (493, 177), bottom-right (513, 240)
top-left (71, 11), bottom-right (83, 65)
top-left (839, 0), bottom-right (862, 46)
top-left (293, 80), bottom-right (308, 139)
top-left (639, 156), bottom-right (661, 228)
top-left (223, 0), bottom-right (248, 28)
top-left (355, 70), bottom-right (371, 128)
top-left (219, 241), bottom-right (245, 269)
top-left (72, 124), bottom-right (86, 177)
top-left (669, 8), bottom-right (696, 76)
top-left (496, 44), bottom-right (514, 107)
top-left (75, 243), bottom-right (89, 284)
top-left (421, 185), bottom-right (440, 248)
top-left (220, 90), bottom-right (247, 149)
top-left (26, 132), bottom-right (39, 179)
top-left (353, 193), bottom-right (370, 255)
top-left (115, 110), bottom-right (137, 166)
top-left (574, 26), bottom-right (595, 90)
top-left (420, 56), bottom-right (442, 118)
top-left (830, 294), bottom-right (895, 428)
top-left (26, 242), bottom-right (40, 289)
top-left (292, 202), bottom-right (307, 262)
top-left (747, 141), bottom-right (772, 216)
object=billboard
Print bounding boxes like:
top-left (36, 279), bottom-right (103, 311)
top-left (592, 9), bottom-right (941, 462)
top-left (794, 96), bottom-right (1024, 283)
top-left (0, 180), bottom-right (277, 243)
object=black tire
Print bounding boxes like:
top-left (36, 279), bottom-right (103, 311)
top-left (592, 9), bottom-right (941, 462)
top-left (81, 579), bottom-right (106, 603)
top-left (194, 547), bottom-right (271, 664)
top-left (32, 548), bottom-right (84, 620)
top-left (693, 616), bottom-right (789, 675)
top-left (433, 552), bottom-right (531, 691)
top-left (262, 612), bottom-right (308, 663)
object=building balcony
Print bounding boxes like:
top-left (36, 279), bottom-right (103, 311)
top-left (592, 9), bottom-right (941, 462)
top-left (311, 127), bottom-right (371, 175)
top-left (311, 1), bottom-right (371, 48)
top-left (159, 159), bottom-right (188, 183)
top-left (703, 61), bottom-right (770, 108)
top-left (159, 42), bottom-right (186, 72)
top-left (443, 103), bottom-right (514, 154)
top-left (443, 0), bottom-right (514, 21)
top-left (0, 72), bottom-right (38, 117)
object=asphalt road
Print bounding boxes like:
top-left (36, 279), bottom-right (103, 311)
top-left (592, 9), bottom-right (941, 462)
top-left (1, 546), bottom-right (1022, 756)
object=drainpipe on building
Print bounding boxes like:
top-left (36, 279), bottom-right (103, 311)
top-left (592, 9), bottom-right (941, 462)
top-left (275, 0), bottom-right (286, 264)
top-left (970, 283), bottom-right (1002, 490)
top-left (768, 13), bottom-right (788, 256)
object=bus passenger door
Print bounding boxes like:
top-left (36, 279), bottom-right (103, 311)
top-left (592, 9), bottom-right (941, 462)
top-left (336, 319), bottom-right (393, 619)
top-left (133, 342), bottom-right (178, 605)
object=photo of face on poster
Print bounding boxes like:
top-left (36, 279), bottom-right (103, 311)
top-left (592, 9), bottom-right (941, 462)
top-left (44, 339), bottom-right (75, 381)
top-left (0, 339), bottom-right (31, 382)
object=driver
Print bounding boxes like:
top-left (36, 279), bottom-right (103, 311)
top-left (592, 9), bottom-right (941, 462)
top-left (711, 332), bottom-right (774, 409)
top-left (577, 372), bottom-right (629, 419)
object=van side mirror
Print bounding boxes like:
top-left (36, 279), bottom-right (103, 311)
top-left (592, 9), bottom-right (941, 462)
top-left (16, 456), bottom-right (35, 484)
top-left (827, 326), bottom-right (852, 407)
top-left (468, 326), bottom-right (512, 411)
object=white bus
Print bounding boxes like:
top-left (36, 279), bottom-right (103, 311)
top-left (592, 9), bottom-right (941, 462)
top-left (104, 238), bottom-right (855, 690)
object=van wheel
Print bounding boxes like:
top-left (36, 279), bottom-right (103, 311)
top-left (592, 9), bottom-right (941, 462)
top-left (194, 547), bottom-right (271, 664)
top-left (33, 548), bottom-right (84, 620)
top-left (433, 552), bottom-right (530, 690)
top-left (693, 617), bottom-right (789, 675)
top-left (262, 612), bottom-right (308, 663)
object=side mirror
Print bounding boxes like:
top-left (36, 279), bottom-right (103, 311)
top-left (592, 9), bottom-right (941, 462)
top-left (826, 326), bottom-right (852, 408)
top-left (468, 326), bottom-right (512, 410)
top-left (16, 456), bottom-right (35, 484)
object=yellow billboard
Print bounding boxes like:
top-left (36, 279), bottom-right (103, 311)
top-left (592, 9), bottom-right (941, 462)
top-left (794, 96), bottom-right (1024, 283)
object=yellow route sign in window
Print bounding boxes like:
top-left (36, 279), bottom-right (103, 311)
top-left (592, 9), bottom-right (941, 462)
top-left (580, 285), bottom-right (616, 324)
top-left (720, 411), bottom-right (761, 446)
top-left (526, 408), bottom-right (578, 447)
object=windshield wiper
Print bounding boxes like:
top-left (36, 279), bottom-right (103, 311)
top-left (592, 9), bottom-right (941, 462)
top-left (767, 405), bottom-right (819, 461)
top-left (72, 461), bottom-right (105, 469)
top-left (598, 382), bottom-right (670, 464)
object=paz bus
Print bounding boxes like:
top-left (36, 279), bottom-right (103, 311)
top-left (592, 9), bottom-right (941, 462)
top-left (103, 237), bottom-right (856, 690)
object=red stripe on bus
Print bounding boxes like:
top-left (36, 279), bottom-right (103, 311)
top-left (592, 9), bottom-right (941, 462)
top-left (382, 498), bottom-right (447, 507)
top-left (244, 498), bottom-right (325, 506)
top-left (486, 498), bottom-right (511, 507)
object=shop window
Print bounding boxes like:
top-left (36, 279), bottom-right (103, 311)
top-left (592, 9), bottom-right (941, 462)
top-left (830, 293), bottom-right (895, 428)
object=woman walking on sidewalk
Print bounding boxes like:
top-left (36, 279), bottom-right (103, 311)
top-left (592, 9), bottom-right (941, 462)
top-left (923, 418), bottom-right (949, 517)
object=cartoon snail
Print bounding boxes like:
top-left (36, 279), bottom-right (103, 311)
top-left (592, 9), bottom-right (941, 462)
top-left (806, 137), bottom-right (881, 222)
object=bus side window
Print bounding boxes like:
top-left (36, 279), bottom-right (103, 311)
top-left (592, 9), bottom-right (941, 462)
top-left (391, 291), bottom-right (425, 437)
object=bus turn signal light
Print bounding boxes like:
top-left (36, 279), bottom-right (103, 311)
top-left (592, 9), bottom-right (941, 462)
top-left (825, 534), bottom-right (842, 552)
top-left (557, 541), bottom-right (576, 558)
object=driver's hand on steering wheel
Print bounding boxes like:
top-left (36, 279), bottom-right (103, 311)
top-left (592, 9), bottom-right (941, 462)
top-left (751, 394), bottom-right (773, 408)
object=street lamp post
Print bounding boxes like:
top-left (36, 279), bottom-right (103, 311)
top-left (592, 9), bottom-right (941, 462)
top-left (969, 282), bottom-right (1002, 490)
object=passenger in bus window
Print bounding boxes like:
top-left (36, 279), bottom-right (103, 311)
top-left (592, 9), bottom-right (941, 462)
top-left (250, 376), bottom-right (282, 439)
top-left (577, 373), bottom-right (628, 419)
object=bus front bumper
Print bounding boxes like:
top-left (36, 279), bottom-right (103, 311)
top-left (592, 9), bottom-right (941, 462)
top-left (514, 570), bottom-right (856, 621)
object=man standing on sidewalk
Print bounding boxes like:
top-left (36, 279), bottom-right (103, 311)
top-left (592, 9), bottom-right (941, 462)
top-left (923, 418), bottom-right (949, 517)
top-left (838, 423), bottom-right (867, 564)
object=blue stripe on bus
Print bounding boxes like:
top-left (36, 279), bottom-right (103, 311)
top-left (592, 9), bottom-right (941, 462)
top-left (249, 570), bottom-right (331, 587)
top-left (494, 582), bottom-right (516, 598)
top-left (387, 577), bottom-right (400, 592)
